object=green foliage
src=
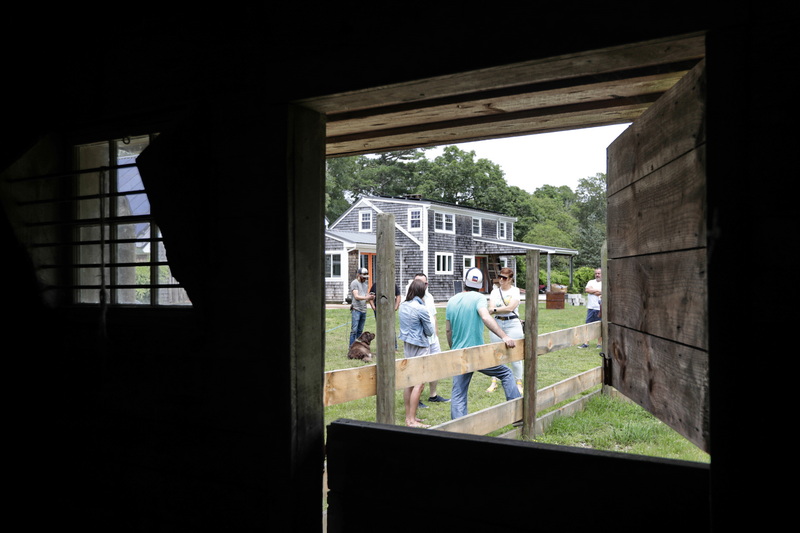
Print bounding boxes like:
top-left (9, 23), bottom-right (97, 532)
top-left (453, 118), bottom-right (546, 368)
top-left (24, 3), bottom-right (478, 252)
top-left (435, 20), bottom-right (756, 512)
top-left (134, 265), bottom-right (175, 304)
top-left (540, 269), bottom-right (571, 287)
top-left (571, 173), bottom-right (607, 268)
top-left (573, 266), bottom-right (598, 293)
top-left (416, 146), bottom-right (513, 212)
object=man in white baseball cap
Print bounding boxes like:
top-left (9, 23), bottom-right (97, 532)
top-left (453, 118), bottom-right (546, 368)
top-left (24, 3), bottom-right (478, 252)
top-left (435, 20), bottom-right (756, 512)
top-left (445, 267), bottom-right (520, 419)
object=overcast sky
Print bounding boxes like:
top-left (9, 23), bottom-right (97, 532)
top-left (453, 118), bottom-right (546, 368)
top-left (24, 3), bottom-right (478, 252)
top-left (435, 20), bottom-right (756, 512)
top-left (427, 123), bottom-right (631, 193)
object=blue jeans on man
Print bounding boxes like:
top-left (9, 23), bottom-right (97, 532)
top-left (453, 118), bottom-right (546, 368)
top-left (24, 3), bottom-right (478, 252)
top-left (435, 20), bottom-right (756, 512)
top-left (451, 364), bottom-right (520, 419)
top-left (350, 309), bottom-right (367, 347)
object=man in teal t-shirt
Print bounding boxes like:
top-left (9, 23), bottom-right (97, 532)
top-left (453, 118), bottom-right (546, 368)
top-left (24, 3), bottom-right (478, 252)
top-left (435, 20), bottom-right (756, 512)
top-left (445, 267), bottom-right (521, 419)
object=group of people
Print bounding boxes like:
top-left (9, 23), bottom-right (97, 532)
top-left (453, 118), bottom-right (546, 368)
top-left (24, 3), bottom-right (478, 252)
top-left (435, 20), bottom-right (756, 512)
top-left (349, 269), bottom-right (450, 427)
top-left (347, 265), bottom-right (602, 427)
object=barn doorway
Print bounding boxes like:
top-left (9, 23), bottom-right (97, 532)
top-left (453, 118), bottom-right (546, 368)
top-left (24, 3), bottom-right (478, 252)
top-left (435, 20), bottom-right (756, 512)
top-left (304, 31), bottom-right (706, 434)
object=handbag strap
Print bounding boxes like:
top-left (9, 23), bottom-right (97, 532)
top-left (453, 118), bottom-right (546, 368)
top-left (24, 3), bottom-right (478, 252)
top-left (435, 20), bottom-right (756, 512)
top-left (497, 287), bottom-right (519, 320)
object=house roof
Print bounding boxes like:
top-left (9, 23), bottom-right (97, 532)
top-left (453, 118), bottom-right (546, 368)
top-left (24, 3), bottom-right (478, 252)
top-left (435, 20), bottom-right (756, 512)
top-left (473, 236), bottom-right (579, 257)
top-left (328, 196), bottom-right (577, 257)
top-left (326, 229), bottom-right (376, 247)
top-left (373, 194), bottom-right (514, 219)
top-left (329, 194), bottom-right (516, 229)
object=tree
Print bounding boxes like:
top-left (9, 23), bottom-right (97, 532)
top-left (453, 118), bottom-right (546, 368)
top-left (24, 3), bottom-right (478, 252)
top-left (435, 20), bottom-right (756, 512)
top-left (325, 156), bottom-right (359, 223)
top-left (325, 149), bottom-right (429, 222)
top-left (416, 146), bottom-right (512, 212)
top-left (515, 185), bottom-right (578, 248)
top-left (353, 149), bottom-right (428, 198)
top-left (573, 173), bottom-right (606, 223)
top-left (572, 173), bottom-right (607, 268)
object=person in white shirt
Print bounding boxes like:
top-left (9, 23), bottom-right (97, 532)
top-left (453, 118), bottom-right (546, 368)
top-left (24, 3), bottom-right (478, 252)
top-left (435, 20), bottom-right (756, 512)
top-left (486, 267), bottom-right (524, 395)
top-left (579, 268), bottom-right (602, 349)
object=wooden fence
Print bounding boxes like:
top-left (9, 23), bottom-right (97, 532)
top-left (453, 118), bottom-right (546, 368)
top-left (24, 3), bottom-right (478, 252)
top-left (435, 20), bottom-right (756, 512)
top-left (324, 320), bottom-right (602, 437)
top-left (322, 320), bottom-right (603, 517)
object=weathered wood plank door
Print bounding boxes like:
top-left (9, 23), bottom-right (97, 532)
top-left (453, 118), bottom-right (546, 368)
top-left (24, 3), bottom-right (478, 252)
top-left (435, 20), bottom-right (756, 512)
top-left (606, 59), bottom-right (709, 452)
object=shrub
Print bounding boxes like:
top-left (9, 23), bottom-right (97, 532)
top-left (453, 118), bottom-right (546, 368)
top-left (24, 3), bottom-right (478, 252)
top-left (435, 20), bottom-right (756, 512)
top-left (539, 269), bottom-right (571, 290)
top-left (573, 266), bottom-right (599, 293)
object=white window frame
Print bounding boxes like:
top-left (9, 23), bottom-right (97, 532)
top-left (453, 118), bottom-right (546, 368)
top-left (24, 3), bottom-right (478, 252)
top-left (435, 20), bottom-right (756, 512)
top-left (359, 209), bottom-right (373, 232)
top-left (325, 252), bottom-right (343, 279)
top-left (497, 220), bottom-right (507, 239)
top-left (463, 255), bottom-right (475, 270)
top-left (471, 217), bottom-right (482, 236)
top-left (408, 208), bottom-right (422, 231)
top-left (435, 252), bottom-right (454, 274)
top-left (434, 211), bottom-right (455, 234)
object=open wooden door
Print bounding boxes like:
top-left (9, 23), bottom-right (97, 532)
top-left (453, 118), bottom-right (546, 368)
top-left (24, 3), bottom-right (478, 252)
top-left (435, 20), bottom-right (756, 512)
top-left (606, 59), bottom-right (709, 452)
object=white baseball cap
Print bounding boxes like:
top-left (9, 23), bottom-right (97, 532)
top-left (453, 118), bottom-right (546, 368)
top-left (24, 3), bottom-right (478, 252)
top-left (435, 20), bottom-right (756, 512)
top-left (464, 267), bottom-right (483, 289)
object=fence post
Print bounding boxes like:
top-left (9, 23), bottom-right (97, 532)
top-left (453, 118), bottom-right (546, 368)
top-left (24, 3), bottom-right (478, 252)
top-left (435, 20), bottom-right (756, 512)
top-left (600, 240), bottom-right (611, 392)
top-left (375, 213), bottom-right (396, 424)
top-left (522, 249), bottom-right (539, 439)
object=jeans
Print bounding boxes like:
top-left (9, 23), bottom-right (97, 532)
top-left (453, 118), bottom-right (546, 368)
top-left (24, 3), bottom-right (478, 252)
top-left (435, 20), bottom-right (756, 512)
top-left (350, 310), bottom-right (366, 346)
top-left (451, 364), bottom-right (521, 419)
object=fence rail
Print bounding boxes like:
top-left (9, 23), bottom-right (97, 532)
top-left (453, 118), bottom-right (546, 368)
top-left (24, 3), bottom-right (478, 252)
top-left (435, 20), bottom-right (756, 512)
top-left (433, 366), bottom-right (602, 437)
top-left (323, 321), bottom-right (601, 408)
top-left (322, 321), bottom-right (603, 513)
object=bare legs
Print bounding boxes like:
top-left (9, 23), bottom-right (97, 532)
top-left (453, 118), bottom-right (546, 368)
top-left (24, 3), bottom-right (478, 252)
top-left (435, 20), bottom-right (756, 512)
top-left (404, 384), bottom-right (429, 427)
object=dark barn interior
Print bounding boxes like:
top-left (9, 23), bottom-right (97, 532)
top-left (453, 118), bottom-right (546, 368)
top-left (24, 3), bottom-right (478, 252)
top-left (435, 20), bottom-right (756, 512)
top-left (3, 3), bottom-right (790, 531)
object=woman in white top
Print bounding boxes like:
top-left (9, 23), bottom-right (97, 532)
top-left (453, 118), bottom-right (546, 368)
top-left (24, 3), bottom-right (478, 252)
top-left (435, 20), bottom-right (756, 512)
top-left (486, 267), bottom-right (524, 394)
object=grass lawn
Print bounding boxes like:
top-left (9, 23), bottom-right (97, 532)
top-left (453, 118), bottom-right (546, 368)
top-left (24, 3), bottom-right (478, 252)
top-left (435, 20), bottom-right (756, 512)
top-left (324, 298), bottom-right (708, 463)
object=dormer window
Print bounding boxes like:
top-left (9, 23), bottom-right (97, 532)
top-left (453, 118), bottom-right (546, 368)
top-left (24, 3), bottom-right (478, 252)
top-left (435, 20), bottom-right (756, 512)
top-left (498, 221), bottom-right (507, 239)
top-left (359, 209), bottom-right (373, 232)
top-left (472, 217), bottom-right (481, 236)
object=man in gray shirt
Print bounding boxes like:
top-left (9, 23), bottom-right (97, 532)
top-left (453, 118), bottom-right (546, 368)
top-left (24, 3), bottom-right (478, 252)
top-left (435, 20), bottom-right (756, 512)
top-left (349, 267), bottom-right (374, 347)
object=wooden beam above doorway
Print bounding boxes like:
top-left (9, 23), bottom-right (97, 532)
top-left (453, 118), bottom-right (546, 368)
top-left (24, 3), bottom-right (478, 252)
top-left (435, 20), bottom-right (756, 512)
top-left (295, 33), bottom-right (705, 157)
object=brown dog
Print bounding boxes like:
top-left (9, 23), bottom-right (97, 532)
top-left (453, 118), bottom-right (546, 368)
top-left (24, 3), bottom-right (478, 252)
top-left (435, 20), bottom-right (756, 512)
top-left (347, 331), bottom-right (375, 362)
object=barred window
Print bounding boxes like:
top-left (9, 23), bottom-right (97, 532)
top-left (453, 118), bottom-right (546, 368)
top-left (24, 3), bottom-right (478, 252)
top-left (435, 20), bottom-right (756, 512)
top-left (73, 135), bottom-right (191, 305)
top-left (11, 134), bottom-right (191, 307)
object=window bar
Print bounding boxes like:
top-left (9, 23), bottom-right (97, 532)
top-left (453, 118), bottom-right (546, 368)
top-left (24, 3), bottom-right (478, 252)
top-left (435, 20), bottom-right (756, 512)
top-left (152, 223), bottom-right (160, 305)
top-left (98, 167), bottom-right (108, 334)
top-left (8, 136), bottom-right (187, 306)
top-left (108, 141), bottom-right (117, 304)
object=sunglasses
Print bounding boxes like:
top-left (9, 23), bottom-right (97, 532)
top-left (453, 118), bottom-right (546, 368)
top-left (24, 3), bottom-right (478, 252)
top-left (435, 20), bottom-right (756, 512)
top-left (499, 275), bottom-right (510, 280)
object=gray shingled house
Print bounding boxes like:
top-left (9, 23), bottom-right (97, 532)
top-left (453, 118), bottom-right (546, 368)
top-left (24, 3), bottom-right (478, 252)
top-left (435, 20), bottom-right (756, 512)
top-left (325, 194), bottom-right (579, 302)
